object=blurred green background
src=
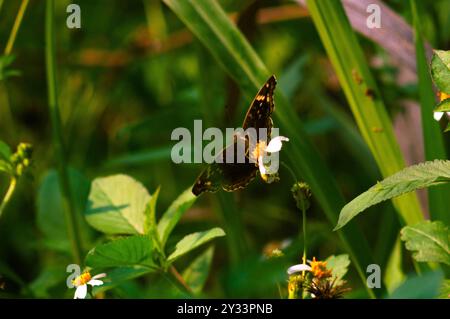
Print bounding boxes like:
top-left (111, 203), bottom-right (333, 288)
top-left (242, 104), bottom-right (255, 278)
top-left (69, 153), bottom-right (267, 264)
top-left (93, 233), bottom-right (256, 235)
top-left (0, 0), bottom-right (449, 298)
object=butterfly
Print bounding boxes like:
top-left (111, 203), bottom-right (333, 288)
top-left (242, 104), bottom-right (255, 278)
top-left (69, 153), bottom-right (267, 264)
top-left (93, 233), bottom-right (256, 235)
top-left (192, 75), bottom-right (277, 196)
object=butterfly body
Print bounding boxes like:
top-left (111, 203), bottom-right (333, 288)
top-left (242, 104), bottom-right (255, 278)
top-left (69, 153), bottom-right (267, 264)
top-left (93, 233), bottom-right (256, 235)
top-left (192, 75), bottom-right (277, 196)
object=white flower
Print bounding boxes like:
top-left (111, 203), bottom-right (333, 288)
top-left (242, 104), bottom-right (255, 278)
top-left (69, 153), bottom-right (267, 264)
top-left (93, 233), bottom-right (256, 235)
top-left (72, 272), bottom-right (106, 299)
top-left (287, 263), bottom-right (311, 275)
top-left (433, 111), bottom-right (450, 121)
top-left (252, 136), bottom-right (289, 182)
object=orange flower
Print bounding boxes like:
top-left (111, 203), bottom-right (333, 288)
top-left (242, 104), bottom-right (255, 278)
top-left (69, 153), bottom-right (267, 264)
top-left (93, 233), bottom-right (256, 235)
top-left (310, 257), bottom-right (332, 279)
top-left (439, 91), bottom-right (450, 102)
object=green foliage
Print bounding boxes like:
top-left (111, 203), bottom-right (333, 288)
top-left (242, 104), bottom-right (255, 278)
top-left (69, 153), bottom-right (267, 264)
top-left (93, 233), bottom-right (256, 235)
top-left (336, 160), bottom-right (450, 230)
top-left (168, 228), bottom-right (225, 263)
top-left (157, 188), bottom-right (196, 247)
top-left (37, 168), bottom-right (90, 252)
top-left (389, 271), bottom-right (444, 299)
top-left (435, 98), bottom-right (450, 112)
top-left (326, 254), bottom-right (350, 285)
top-left (306, 0), bottom-right (423, 228)
top-left (182, 247), bottom-right (215, 295)
top-left (85, 235), bottom-right (157, 269)
top-left (0, 55), bottom-right (20, 81)
top-left (85, 175), bottom-right (151, 235)
top-left (0, 140), bottom-right (12, 174)
top-left (431, 50), bottom-right (450, 94)
top-left (400, 221), bottom-right (450, 265)
top-left (411, 0), bottom-right (450, 223)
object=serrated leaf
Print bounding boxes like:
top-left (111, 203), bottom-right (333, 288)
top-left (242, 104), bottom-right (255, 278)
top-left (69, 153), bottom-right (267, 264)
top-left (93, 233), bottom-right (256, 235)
top-left (400, 221), bottom-right (450, 265)
top-left (336, 160), bottom-right (450, 230)
top-left (157, 188), bottom-right (196, 247)
top-left (431, 50), bottom-right (450, 94)
top-left (325, 254), bottom-right (350, 285)
top-left (168, 228), bottom-right (225, 263)
top-left (434, 98), bottom-right (450, 112)
top-left (182, 246), bottom-right (214, 295)
top-left (85, 175), bottom-right (151, 235)
top-left (85, 235), bottom-right (157, 269)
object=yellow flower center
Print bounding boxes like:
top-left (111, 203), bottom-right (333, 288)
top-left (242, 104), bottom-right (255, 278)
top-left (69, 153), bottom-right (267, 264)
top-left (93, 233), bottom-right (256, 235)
top-left (310, 257), bottom-right (332, 279)
top-left (439, 92), bottom-right (450, 102)
top-left (72, 272), bottom-right (91, 287)
top-left (251, 141), bottom-right (267, 163)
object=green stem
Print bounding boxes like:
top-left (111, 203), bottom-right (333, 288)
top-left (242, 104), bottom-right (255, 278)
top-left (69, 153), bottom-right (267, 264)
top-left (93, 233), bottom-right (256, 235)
top-left (167, 266), bottom-right (193, 296)
top-left (45, 0), bottom-right (82, 265)
top-left (0, 177), bottom-right (16, 219)
top-left (4, 0), bottom-right (29, 55)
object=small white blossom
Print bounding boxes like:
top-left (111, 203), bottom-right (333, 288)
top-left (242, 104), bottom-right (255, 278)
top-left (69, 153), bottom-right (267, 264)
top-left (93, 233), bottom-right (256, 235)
top-left (72, 272), bottom-right (106, 299)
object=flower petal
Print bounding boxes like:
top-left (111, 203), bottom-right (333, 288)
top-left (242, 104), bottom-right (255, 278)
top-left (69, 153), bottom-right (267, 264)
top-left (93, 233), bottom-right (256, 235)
top-left (258, 155), bottom-right (266, 175)
top-left (92, 273), bottom-right (107, 280)
top-left (266, 136), bottom-right (289, 153)
top-left (434, 111), bottom-right (444, 121)
top-left (287, 264), bottom-right (311, 275)
top-left (74, 284), bottom-right (87, 299)
top-left (88, 279), bottom-right (104, 287)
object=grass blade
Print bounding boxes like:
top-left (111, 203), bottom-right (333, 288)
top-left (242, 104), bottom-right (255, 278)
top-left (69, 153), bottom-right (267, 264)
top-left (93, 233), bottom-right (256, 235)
top-left (306, 0), bottom-right (424, 227)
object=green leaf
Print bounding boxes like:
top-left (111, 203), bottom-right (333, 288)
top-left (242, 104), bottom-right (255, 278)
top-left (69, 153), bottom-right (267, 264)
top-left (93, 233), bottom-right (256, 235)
top-left (168, 228), bottom-right (225, 263)
top-left (85, 174), bottom-right (151, 235)
top-left (182, 246), bottom-right (214, 295)
top-left (0, 140), bottom-right (11, 161)
top-left (85, 235), bottom-right (157, 269)
top-left (0, 55), bottom-right (20, 81)
top-left (434, 98), bottom-right (450, 112)
top-left (336, 160), bottom-right (450, 230)
top-left (144, 187), bottom-right (160, 235)
top-left (157, 188), bottom-right (196, 247)
top-left (325, 254), bottom-right (350, 285)
top-left (400, 221), bottom-right (450, 265)
top-left (37, 168), bottom-right (91, 252)
top-left (411, 0), bottom-right (450, 224)
top-left (431, 50), bottom-right (450, 94)
top-left (439, 280), bottom-right (450, 299)
top-left (389, 271), bottom-right (444, 299)
top-left (92, 266), bottom-right (152, 295)
top-left (163, 0), bottom-right (380, 297)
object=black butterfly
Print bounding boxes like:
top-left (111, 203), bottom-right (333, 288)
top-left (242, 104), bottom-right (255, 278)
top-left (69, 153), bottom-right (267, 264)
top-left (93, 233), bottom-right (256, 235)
top-left (192, 75), bottom-right (276, 196)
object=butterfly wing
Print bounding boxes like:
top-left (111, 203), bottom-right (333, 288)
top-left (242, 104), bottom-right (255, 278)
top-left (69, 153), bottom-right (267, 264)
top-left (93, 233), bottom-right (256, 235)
top-left (192, 75), bottom-right (276, 196)
top-left (242, 75), bottom-right (276, 141)
top-left (192, 142), bottom-right (258, 196)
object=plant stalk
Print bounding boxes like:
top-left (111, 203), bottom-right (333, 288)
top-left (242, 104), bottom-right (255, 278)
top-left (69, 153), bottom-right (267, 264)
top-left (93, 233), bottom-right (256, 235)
top-left (4, 0), bottom-right (29, 55)
top-left (45, 0), bottom-right (82, 265)
top-left (0, 177), bottom-right (16, 219)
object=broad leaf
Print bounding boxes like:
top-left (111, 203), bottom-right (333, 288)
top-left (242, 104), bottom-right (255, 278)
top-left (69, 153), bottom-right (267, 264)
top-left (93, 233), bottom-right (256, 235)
top-left (168, 228), bottom-right (225, 263)
top-left (389, 271), bottom-right (444, 299)
top-left (37, 168), bottom-right (91, 252)
top-left (85, 174), bottom-right (151, 235)
top-left (182, 246), bottom-right (214, 294)
top-left (400, 221), bottom-right (450, 265)
top-left (92, 266), bottom-right (152, 295)
top-left (325, 254), bottom-right (350, 285)
top-left (431, 50), bottom-right (450, 94)
top-left (336, 160), bottom-right (450, 230)
top-left (85, 235), bottom-right (157, 269)
top-left (157, 188), bottom-right (196, 247)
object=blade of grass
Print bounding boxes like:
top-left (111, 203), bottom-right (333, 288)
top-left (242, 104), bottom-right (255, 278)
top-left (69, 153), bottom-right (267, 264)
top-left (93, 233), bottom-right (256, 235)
top-left (163, 0), bottom-right (382, 297)
top-left (306, 0), bottom-right (423, 227)
top-left (45, 0), bottom-right (82, 264)
top-left (411, 0), bottom-right (450, 225)
top-left (4, 0), bottom-right (29, 55)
